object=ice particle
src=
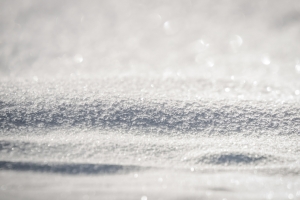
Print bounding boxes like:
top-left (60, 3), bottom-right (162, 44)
top-left (295, 64), bottom-right (300, 73)
top-left (163, 20), bottom-right (180, 35)
top-left (74, 54), bottom-right (83, 63)
top-left (261, 56), bottom-right (271, 65)
top-left (141, 195), bottom-right (147, 200)
top-left (288, 194), bottom-right (294, 199)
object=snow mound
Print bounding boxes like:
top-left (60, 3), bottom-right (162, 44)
top-left (1, 79), bottom-right (299, 135)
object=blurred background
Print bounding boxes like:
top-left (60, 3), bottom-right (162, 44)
top-left (0, 0), bottom-right (300, 82)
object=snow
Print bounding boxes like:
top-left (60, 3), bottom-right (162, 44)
top-left (0, 0), bottom-right (300, 199)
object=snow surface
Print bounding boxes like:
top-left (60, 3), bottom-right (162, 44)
top-left (1, 0), bottom-right (300, 200)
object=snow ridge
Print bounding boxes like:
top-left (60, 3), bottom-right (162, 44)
top-left (1, 93), bottom-right (300, 135)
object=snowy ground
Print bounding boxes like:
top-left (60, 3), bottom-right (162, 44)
top-left (0, 129), bottom-right (299, 200)
top-left (1, 0), bottom-right (300, 200)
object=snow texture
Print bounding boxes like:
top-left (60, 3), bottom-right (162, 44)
top-left (0, 0), bottom-right (300, 200)
top-left (1, 79), bottom-right (300, 134)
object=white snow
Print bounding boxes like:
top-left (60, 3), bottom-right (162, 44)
top-left (0, 0), bottom-right (300, 199)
